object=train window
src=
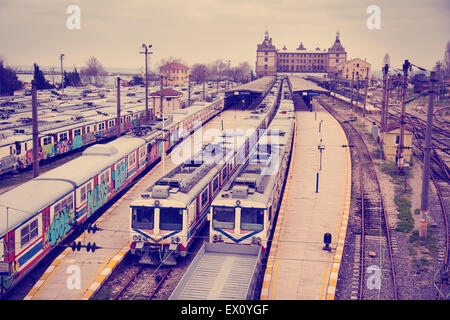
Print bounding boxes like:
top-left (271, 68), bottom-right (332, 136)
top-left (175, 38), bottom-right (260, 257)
top-left (212, 207), bottom-right (235, 229)
top-left (20, 219), bottom-right (39, 247)
top-left (240, 208), bottom-right (264, 231)
top-left (74, 129), bottom-right (81, 136)
top-left (42, 137), bottom-right (52, 145)
top-left (212, 176), bottom-right (219, 194)
top-left (201, 189), bottom-right (209, 208)
top-left (59, 133), bottom-right (68, 141)
top-left (80, 186), bottom-right (86, 202)
top-left (132, 207), bottom-right (154, 229)
top-left (159, 208), bottom-right (183, 230)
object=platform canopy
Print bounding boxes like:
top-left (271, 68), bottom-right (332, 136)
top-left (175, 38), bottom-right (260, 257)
top-left (288, 76), bottom-right (329, 94)
top-left (225, 76), bottom-right (275, 95)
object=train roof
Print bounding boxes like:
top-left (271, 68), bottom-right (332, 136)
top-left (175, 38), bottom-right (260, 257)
top-left (131, 143), bottom-right (235, 208)
top-left (35, 135), bottom-right (146, 186)
top-left (0, 179), bottom-right (74, 236)
top-left (212, 99), bottom-right (295, 209)
top-left (169, 242), bottom-right (261, 300)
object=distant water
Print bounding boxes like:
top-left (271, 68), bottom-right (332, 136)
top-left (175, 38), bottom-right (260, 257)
top-left (16, 66), bottom-right (141, 87)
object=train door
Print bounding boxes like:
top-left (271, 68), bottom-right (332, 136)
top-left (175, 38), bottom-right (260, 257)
top-left (41, 207), bottom-right (51, 246)
top-left (5, 231), bottom-right (15, 266)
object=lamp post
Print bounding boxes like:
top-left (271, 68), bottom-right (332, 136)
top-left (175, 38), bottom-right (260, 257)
top-left (140, 44), bottom-right (153, 122)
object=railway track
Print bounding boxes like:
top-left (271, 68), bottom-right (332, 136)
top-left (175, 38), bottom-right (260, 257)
top-left (111, 263), bottom-right (173, 300)
top-left (317, 97), bottom-right (398, 300)
top-left (329, 91), bottom-right (450, 299)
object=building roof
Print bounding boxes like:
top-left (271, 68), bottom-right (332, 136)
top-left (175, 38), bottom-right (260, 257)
top-left (225, 76), bottom-right (275, 94)
top-left (160, 62), bottom-right (189, 71)
top-left (336, 58), bottom-right (371, 68)
top-left (385, 121), bottom-right (413, 132)
top-left (328, 31), bottom-right (346, 53)
top-left (150, 88), bottom-right (183, 97)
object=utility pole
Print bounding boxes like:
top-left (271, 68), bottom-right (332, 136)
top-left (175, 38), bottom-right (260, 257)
top-left (188, 75), bottom-right (191, 107)
top-left (363, 74), bottom-right (368, 118)
top-left (60, 54), bottom-right (64, 94)
top-left (140, 44), bottom-right (152, 122)
top-left (419, 70), bottom-right (437, 238)
top-left (356, 74), bottom-right (360, 112)
top-left (31, 80), bottom-right (39, 178)
top-left (384, 77), bottom-right (391, 130)
top-left (350, 70), bottom-right (355, 112)
top-left (396, 59), bottom-right (411, 172)
top-left (202, 70), bottom-right (206, 101)
top-left (116, 77), bottom-right (121, 139)
top-left (381, 63), bottom-right (389, 132)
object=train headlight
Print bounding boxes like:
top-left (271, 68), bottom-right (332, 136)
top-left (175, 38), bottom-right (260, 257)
top-left (133, 235), bottom-right (140, 241)
top-left (252, 236), bottom-right (262, 244)
top-left (213, 234), bottom-right (218, 242)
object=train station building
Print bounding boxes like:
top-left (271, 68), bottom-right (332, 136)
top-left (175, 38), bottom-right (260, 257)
top-left (255, 31), bottom-right (347, 77)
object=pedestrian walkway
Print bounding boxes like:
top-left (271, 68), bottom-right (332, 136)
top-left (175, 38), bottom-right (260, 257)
top-left (260, 99), bottom-right (352, 300)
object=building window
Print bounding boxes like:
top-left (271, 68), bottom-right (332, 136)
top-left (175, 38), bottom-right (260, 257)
top-left (264, 57), bottom-right (268, 62)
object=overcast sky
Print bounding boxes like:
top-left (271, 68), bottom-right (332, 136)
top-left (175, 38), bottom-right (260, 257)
top-left (0, 0), bottom-right (448, 72)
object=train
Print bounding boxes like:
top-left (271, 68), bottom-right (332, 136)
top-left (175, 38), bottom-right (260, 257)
top-left (0, 96), bottom-right (225, 296)
top-left (129, 78), bottom-right (284, 264)
top-left (209, 82), bottom-right (295, 252)
top-left (0, 102), bottom-right (148, 175)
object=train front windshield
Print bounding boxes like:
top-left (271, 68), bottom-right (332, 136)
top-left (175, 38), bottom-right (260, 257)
top-left (160, 208), bottom-right (183, 230)
top-left (240, 208), bottom-right (264, 231)
top-left (132, 207), bottom-right (154, 229)
top-left (212, 207), bottom-right (235, 229)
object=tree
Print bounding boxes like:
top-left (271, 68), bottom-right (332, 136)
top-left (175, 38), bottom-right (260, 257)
top-left (208, 60), bottom-right (228, 79)
top-left (81, 56), bottom-right (107, 87)
top-left (132, 75), bottom-right (144, 86)
top-left (190, 63), bottom-right (209, 83)
top-left (63, 67), bottom-right (82, 88)
top-left (33, 63), bottom-right (55, 90)
top-left (229, 62), bottom-right (252, 83)
top-left (0, 60), bottom-right (23, 96)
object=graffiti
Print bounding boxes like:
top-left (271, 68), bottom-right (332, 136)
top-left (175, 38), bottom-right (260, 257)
top-left (71, 135), bottom-right (84, 150)
top-left (86, 182), bottom-right (108, 217)
top-left (41, 143), bottom-right (56, 159)
top-left (56, 140), bottom-right (70, 155)
top-left (112, 159), bottom-right (128, 192)
top-left (44, 207), bottom-right (75, 247)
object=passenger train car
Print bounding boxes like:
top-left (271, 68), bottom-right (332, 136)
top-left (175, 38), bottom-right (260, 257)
top-left (0, 97), bottom-right (224, 296)
top-left (129, 79), bottom-right (285, 265)
top-left (209, 85), bottom-right (295, 252)
top-left (0, 103), bottom-right (147, 175)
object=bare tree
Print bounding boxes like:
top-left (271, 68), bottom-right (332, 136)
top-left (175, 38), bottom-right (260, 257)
top-left (190, 63), bottom-right (209, 83)
top-left (81, 56), bottom-right (107, 87)
top-left (208, 60), bottom-right (227, 79)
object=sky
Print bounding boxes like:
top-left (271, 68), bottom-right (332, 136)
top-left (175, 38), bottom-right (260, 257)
top-left (0, 0), bottom-right (449, 73)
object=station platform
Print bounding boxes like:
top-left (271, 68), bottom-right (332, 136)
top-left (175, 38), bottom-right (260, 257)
top-left (23, 108), bottom-right (249, 300)
top-left (260, 99), bottom-right (351, 300)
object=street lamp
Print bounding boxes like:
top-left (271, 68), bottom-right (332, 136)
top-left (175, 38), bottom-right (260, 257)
top-left (140, 43), bottom-right (152, 122)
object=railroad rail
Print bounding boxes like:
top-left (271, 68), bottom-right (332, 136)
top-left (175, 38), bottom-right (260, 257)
top-left (317, 97), bottom-right (399, 300)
